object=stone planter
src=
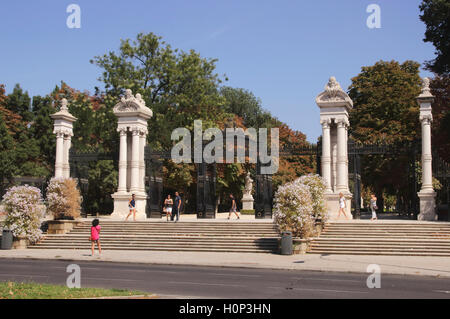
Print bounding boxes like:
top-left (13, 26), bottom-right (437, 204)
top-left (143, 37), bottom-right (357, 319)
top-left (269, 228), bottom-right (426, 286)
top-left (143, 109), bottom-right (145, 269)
top-left (12, 237), bottom-right (29, 250)
top-left (47, 220), bottom-right (82, 235)
top-left (293, 238), bottom-right (312, 255)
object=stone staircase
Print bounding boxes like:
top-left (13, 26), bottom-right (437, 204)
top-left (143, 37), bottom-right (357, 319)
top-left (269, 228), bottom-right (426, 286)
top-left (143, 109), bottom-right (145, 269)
top-left (30, 220), bottom-right (280, 253)
top-left (309, 221), bottom-right (450, 256)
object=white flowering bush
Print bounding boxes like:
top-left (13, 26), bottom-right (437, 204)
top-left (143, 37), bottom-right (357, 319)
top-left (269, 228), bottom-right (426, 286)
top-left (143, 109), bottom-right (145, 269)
top-left (2, 185), bottom-right (45, 243)
top-left (298, 174), bottom-right (328, 223)
top-left (274, 179), bottom-right (315, 238)
top-left (46, 177), bottom-right (81, 220)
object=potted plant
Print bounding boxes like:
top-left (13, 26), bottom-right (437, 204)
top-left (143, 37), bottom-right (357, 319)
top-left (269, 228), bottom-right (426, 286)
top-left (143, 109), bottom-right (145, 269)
top-left (46, 177), bottom-right (83, 234)
top-left (2, 185), bottom-right (45, 249)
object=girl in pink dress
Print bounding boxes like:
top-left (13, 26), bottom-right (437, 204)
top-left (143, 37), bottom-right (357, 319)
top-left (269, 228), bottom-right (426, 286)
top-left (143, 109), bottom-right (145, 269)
top-left (90, 219), bottom-right (102, 256)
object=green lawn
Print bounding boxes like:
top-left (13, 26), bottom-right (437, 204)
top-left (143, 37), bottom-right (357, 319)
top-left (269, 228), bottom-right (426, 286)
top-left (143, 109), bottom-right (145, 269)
top-left (0, 282), bottom-right (150, 299)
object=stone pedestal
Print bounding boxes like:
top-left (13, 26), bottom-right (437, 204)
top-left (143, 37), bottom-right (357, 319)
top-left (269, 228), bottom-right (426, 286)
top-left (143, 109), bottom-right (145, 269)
top-left (111, 193), bottom-right (147, 220)
top-left (324, 193), bottom-right (353, 220)
top-left (417, 191), bottom-right (437, 221)
top-left (242, 194), bottom-right (254, 210)
top-left (47, 220), bottom-right (84, 234)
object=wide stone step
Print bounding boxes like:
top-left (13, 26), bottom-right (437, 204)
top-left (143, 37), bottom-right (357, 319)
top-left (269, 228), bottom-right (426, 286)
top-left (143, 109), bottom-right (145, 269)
top-left (308, 250), bottom-right (450, 256)
top-left (310, 244), bottom-right (450, 250)
top-left (28, 245), bottom-right (276, 253)
top-left (33, 241), bottom-right (277, 248)
top-left (312, 239), bottom-right (450, 245)
top-left (38, 238), bottom-right (278, 244)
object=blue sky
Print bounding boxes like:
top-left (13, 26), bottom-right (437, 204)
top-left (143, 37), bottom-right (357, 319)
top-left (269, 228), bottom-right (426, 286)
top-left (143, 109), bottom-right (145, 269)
top-left (0, 0), bottom-right (435, 142)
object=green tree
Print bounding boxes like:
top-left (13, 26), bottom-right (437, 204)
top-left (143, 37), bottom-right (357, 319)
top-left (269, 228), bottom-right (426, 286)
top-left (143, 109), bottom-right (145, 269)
top-left (349, 60), bottom-right (422, 143)
top-left (430, 76), bottom-right (450, 161)
top-left (220, 87), bottom-right (274, 129)
top-left (5, 84), bottom-right (33, 123)
top-left (419, 0), bottom-right (450, 75)
top-left (31, 95), bottom-right (56, 174)
top-left (85, 160), bottom-right (118, 214)
top-left (0, 112), bottom-right (16, 194)
top-left (91, 32), bottom-right (227, 150)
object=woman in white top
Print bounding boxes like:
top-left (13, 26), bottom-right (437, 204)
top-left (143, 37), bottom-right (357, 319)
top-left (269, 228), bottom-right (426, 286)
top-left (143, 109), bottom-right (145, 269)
top-left (370, 194), bottom-right (378, 221)
top-left (338, 192), bottom-right (349, 219)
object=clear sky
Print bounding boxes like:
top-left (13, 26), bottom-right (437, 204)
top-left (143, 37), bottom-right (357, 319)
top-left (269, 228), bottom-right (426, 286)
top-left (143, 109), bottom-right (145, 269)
top-left (0, 0), bottom-right (435, 142)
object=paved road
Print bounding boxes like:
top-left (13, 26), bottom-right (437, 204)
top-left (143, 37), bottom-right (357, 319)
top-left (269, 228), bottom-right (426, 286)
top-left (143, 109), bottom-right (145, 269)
top-left (0, 258), bottom-right (449, 299)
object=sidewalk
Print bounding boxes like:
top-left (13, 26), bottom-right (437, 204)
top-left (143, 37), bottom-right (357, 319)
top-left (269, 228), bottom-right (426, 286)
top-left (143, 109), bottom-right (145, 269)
top-left (0, 249), bottom-right (449, 278)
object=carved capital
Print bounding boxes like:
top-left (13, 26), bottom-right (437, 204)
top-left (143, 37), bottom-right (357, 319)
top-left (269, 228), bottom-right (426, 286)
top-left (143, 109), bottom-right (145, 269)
top-left (420, 114), bottom-right (433, 124)
top-left (320, 118), bottom-right (331, 129)
top-left (336, 118), bottom-right (349, 128)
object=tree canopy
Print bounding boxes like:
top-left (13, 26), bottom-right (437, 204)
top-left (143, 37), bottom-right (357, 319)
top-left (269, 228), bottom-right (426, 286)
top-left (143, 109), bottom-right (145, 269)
top-left (419, 0), bottom-right (450, 75)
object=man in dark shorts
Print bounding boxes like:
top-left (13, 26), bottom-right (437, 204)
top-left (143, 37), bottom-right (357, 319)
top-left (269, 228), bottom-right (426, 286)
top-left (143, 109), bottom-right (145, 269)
top-left (172, 192), bottom-right (182, 222)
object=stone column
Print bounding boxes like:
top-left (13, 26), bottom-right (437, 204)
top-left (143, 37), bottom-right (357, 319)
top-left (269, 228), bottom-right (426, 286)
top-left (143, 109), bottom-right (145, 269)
top-left (130, 128), bottom-right (141, 194)
top-left (321, 119), bottom-right (332, 193)
top-left (139, 131), bottom-right (147, 193)
top-left (420, 116), bottom-right (434, 192)
top-left (54, 132), bottom-right (64, 178)
top-left (118, 128), bottom-right (128, 193)
top-left (336, 119), bottom-right (348, 192)
top-left (62, 135), bottom-right (71, 178)
top-left (417, 77), bottom-right (437, 221)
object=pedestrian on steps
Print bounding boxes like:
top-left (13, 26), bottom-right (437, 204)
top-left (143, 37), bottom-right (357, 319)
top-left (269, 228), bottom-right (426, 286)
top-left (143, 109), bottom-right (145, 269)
top-left (370, 194), bottom-right (378, 221)
top-left (125, 194), bottom-right (136, 221)
top-left (228, 194), bottom-right (240, 220)
top-left (90, 219), bottom-right (102, 256)
top-left (337, 193), bottom-right (349, 220)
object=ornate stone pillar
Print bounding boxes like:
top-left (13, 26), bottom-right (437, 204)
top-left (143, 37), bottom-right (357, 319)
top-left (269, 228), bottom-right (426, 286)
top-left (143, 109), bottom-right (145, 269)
top-left (111, 90), bottom-right (153, 220)
top-left (118, 128), bottom-right (128, 193)
top-left (417, 77), bottom-right (437, 221)
top-left (321, 119), bottom-right (332, 193)
top-left (51, 98), bottom-right (76, 179)
top-left (316, 77), bottom-right (353, 220)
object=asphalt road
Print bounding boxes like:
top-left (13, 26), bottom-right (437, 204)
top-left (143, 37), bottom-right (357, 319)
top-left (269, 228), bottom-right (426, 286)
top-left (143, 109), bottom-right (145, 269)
top-left (0, 258), bottom-right (449, 299)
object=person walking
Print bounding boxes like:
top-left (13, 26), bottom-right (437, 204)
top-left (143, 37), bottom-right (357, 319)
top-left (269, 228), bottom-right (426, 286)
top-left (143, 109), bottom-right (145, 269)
top-left (125, 194), bottom-right (137, 221)
top-left (337, 192), bottom-right (349, 219)
top-left (171, 192), bottom-right (182, 222)
top-left (90, 219), bottom-right (101, 256)
top-left (370, 194), bottom-right (378, 221)
top-left (228, 194), bottom-right (240, 220)
top-left (164, 194), bottom-right (173, 221)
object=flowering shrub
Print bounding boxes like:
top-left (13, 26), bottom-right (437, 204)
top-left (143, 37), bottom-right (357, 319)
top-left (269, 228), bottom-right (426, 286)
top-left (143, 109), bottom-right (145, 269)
top-left (298, 174), bottom-right (328, 223)
top-left (2, 185), bottom-right (45, 243)
top-left (46, 177), bottom-right (81, 220)
top-left (274, 179), bottom-right (315, 238)
top-left (274, 174), bottom-right (327, 239)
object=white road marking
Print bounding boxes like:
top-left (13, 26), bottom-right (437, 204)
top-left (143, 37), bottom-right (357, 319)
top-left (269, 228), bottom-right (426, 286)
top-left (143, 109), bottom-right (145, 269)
top-left (0, 273), bottom-right (49, 278)
top-left (207, 273), bottom-right (261, 278)
top-left (268, 286), bottom-right (369, 294)
top-left (433, 290), bottom-right (450, 294)
top-left (83, 277), bottom-right (141, 282)
top-left (292, 277), bottom-right (362, 283)
top-left (168, 281), bottom-right (246, 288)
